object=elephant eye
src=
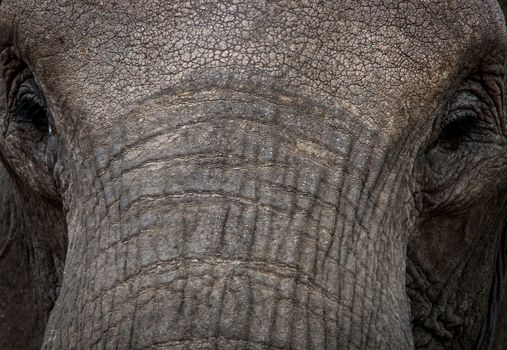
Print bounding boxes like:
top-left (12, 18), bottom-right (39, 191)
top-left (2, 48), bottom-right (52, 136)
top-left (421, 71), bottom-right (504, 205)
top-left (435, 111), bottom-right (482, 151)
top-left (433, 82), bottom-right (495, 152)
top-left (10, 78), bottom-right (50, 133)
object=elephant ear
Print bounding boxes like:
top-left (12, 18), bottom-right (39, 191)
top-left (0, 158), bottom-right (67, 349)
top-left (0, 161), bottom-right (45, 349)
top-left (490, 2), bottom-right (507, 350)
top-left (0, 159), bottom-right (68, 350)
top-left (0, 39), bottom-right (66, 348)
top-left (0, 36), bottom-right (44, 346)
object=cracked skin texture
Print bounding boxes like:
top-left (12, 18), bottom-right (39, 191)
top-left (0, 0), bottom-right (506, 349)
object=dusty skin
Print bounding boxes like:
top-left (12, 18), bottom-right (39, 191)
top-left (1, 1), bottom-right (507, 349)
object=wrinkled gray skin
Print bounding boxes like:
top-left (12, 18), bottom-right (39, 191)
top-left (1, 1), bottom-right (507, 349)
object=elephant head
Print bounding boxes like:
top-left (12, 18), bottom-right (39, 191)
top-left (1, 1), bottom-right (507, 349)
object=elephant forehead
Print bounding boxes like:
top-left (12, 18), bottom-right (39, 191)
top-left (0, 0), bottom-right (505, 128)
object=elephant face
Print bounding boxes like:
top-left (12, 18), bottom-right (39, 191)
top-left (0, 1), bottom-right (506, 349)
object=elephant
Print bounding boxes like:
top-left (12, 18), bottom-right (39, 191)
top-left (1, 0), bottom-right (507, 349)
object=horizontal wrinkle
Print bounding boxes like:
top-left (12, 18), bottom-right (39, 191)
top-left (81, 256), bottom-right (366, 318)
top-left (136, 337), bottom-right (288, 350)
top-left (91, 278), bottom-right (345, 329)
top-left (116, 153), bottom-right (292, 173)
top-left (94, 111), bottom-right (351, 179)
top-left (99, 147), bottom-right (340, 187)
top-left (92, 202), bottom-right (345, 252)
top-left (88, 185), bottom-right (374, 252)
top-left (92, 81), bottom-right (366, 176)
top-left (91, 228), bottom-right (357, 279)
top-left (120, 83), bottom-right (357, 132)
top-left (117, 189), bottom-right (354, 221)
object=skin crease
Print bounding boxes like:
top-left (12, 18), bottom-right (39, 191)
top-left (0, 0), bottom-right (506, 349)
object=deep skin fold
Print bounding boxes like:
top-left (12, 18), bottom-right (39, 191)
top-left (0, 1), bottom-right (507, 349)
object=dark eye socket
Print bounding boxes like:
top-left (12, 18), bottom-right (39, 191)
top-left (2, 50), bottom-right (51, 135)
top-left (436, 111), bottom-right (482, 151)
top-left (12, 95), bottom-right (50, 133)
top-left (11, 83), bottom-right (50, 131)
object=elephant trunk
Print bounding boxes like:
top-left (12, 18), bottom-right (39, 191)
top-left (43, 84), bottom-right (415, 349)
